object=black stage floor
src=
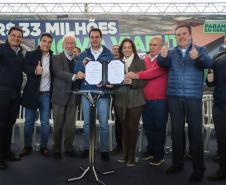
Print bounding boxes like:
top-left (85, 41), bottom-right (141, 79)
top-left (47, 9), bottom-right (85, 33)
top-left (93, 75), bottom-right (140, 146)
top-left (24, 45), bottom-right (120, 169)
top-left (0, 127), bottom-right (224, 185)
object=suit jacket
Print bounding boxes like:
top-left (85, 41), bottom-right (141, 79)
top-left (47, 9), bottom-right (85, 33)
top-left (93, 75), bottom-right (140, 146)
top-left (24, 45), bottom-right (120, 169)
top-left (21, 47), bottom-right (54, 109)
top-left (114, 56), bottom-right (146, 109)
top-left (51, 52), bottom-right (79, 106)
top-left (0, 40), bottom-right (24, 104)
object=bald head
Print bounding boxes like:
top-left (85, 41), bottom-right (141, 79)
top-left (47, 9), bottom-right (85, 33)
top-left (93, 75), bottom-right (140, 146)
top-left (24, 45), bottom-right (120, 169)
top-left (149, 37), bottom-right (163, 57)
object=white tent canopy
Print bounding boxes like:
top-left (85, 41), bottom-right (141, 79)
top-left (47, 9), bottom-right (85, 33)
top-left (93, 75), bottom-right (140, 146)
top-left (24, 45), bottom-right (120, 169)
top-left (1, 0), bottom-right (226, 3)
top-left (0, 0), bottom-right (226, 15)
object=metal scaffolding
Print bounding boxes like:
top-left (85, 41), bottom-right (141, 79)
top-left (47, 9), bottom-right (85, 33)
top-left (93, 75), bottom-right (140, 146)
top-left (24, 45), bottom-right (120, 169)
top-left (0, 2), bottom-right (226, 15)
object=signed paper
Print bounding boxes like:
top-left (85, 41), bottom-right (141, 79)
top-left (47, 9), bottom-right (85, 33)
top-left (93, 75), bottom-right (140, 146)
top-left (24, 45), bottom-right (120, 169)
top-left (108, 60), bottom-right (124, 84)
top-left (85, 61), bottom-right (102, 85)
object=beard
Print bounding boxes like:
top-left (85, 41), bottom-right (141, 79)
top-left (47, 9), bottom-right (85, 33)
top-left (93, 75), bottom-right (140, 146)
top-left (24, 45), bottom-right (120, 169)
top-left (65, 50), bottom-right (73, 56)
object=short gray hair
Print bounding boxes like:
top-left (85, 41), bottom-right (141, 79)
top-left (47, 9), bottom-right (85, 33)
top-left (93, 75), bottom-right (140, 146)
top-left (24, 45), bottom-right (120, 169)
top-left (62, 33), bottom-right (76, 43)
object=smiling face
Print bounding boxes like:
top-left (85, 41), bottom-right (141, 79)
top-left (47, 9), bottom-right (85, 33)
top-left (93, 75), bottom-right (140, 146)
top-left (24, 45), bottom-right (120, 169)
top-left (7, 30), bottom-right (23, 48)
top-left (149, 37), bottom-right (162, 57)
top-left (40, 36), bottom-right (52, 54)
top-left (122, 41), bottom-right (134, 58)
top-left (90, 31), bottom-right (102, 50)
top-left (175, 26), bottom-right (192, 49)
top-left (63, 36), bottom-right (76, 56)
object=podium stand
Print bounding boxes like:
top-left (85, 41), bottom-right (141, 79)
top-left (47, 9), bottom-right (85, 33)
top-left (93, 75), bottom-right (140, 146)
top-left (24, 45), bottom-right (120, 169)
top-left (67, 90), bottom-right (115, 185)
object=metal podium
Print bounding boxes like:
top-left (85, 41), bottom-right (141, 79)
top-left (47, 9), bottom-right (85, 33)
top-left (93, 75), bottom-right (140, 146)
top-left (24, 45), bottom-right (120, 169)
top-left (67, 90), bottom-right (115, 185)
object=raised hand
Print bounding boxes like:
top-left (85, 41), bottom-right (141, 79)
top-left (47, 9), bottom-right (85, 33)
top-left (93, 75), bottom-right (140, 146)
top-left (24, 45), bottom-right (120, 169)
top-left (35, 60), bottom-right (43, 75)
top-left (207, 69), bottom-right (214, 82)
top-left (189, 43), bottom-right (199, 60)
top-left (160, 41), bottom-right (169, 58)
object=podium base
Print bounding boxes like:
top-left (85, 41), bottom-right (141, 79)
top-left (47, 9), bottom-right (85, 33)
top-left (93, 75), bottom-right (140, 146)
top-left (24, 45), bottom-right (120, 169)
top-left (67, 165), bottom-right (115, 185)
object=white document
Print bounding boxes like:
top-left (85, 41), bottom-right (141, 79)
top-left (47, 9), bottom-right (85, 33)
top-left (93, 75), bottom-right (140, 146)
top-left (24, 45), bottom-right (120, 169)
top-left (108, 60), bottom-right (124, 84)
top-left (85, 61), bottom-right (102, 85)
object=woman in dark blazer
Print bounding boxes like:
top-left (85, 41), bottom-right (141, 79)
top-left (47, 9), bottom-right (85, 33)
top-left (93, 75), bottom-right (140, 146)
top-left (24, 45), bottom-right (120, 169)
top-left (114, 38), bottom-right (146, 166)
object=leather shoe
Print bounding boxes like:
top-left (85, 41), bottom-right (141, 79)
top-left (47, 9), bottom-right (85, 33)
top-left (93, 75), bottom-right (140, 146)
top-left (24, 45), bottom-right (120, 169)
top-left (118, 156), bottom-right (128, 163)
top-left (166, 165), bottom-right (183, 174)
top-left (53, 152), bottom-right (62, 159)
top-left (40, 148), bottom-right (51, 157)
top-left (6, 152), bottom-right (21, 161)
top-left (208, 170), bottom-right (226, 181)
top-left (21, 146), bottom-right (33, 157)
top-left (0, 160), bottom-right (8, 170)
top-left (189, 172), bottom-right (204, 182)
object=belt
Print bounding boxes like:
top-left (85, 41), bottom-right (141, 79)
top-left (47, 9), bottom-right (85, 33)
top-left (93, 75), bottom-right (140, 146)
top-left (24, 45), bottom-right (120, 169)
top-left (39, 91), bottom-right (50, 95)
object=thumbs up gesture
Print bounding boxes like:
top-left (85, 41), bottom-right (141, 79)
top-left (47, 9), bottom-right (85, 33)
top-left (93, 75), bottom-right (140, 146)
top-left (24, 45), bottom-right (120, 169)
top-left (189, 43), bottom-right (199, 60)
top-left (35, 60), bottom-right (43, 75)
top-left (160, 41), bottom-right (169, 58)
top-left (207, 69), bottom-right (214, 82)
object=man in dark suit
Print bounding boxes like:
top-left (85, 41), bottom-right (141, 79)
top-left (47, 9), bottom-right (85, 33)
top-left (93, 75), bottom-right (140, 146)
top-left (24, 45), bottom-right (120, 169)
top-left (51, 34), bottom-right (85, 159)
top-left (21, 33), bottom-right (54, 157)
top-left (0, 26), bottom-right (24, 170)
top-left (207, 48), bottom-right (226, 181)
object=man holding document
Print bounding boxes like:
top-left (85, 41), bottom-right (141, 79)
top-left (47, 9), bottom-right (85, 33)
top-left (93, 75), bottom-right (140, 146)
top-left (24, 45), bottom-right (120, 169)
top-left (74, 28), bottom-right (114, 161)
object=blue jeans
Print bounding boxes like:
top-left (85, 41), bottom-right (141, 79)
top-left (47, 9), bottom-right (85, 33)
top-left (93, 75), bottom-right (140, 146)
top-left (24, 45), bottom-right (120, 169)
top-left (82, 95), bottom-right (109, 152)
top-left (24, 94), bottom-right (51, 148)
top-left (142, 99), bottom-right (168, 160)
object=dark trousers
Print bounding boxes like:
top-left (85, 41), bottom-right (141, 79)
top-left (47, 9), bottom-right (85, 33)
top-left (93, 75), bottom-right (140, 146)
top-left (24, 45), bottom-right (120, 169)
top-left (115, 106), bottom-right (143, 163)
top-left (52, 94), bottom-right (77, 153)
top-left (183, 117), bottom-right (192, 155)
top-left (0, 98), bottom-right (20, 160)
top-left (114, 105), bottom-right (122, 149)
top-left (142, 100), bottom-right (168, 160)
top-left (168, 97), bottom-right (205, 174)
top-left (213, 104), bottom-right (226, 172)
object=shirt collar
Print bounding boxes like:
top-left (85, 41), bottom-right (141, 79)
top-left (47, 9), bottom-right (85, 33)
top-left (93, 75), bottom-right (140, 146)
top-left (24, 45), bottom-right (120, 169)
top-left (64, 51), bottom-right (74, 61)
top-left (91, 46), bottom-right (103, 55)
top-left (43, 52), bottom-right (50, 57)
top-left (149, 54), bottom-right (158, 62)
top-left (178, 42), bottom-right (192, 52)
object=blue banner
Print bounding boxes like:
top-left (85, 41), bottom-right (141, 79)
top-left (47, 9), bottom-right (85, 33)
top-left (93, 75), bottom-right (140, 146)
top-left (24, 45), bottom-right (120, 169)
top-left (0, 20), bottom-right (119, 39)
top-left (0, 19), bottom-right (176, 54)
